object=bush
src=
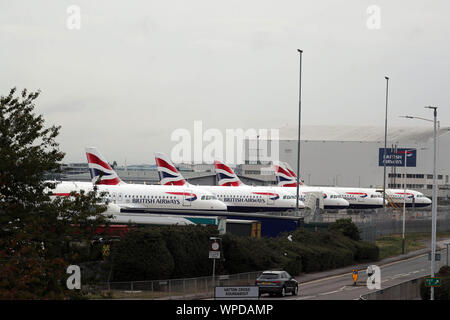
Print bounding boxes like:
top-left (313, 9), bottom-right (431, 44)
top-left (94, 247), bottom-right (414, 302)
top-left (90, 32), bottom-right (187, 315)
top-left (328, 219), bottom-right (361, 241)
top-left (222, 234), bottom-right (282, 274)
top-left (110, 228), bottom-right (174, 281)
top-left (161, 225), bottom-right (218, 278)
top-left (354, 241), bottom-right (380, 261)
top-left (106, 224), bottom-right (380, 281)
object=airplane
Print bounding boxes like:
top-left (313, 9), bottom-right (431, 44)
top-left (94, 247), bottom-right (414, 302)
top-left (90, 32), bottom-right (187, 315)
top-left (48, 147), bottom-right (228, 213)
top-left (377, 188), bottom-right (431, 208)
top-left (214, 160), bottom-right (350, 210)
top-left (272, 161), bottom-right (386, 209)
top-left (277, 161), bottom-right (431, 208)
top-left (155, 152), bottom-right (302, 213)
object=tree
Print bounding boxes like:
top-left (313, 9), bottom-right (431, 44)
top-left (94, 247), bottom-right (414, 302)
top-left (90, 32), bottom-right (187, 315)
top-left (110, 228), bottom-right (175, 281)
top-left (0, 88), bottom-right (109, 299)
top-left (328, 219), bottom-right (361, 241)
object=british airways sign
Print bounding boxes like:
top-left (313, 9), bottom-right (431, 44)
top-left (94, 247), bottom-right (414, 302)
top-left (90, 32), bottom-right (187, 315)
top-left (378, 148), bottom-right (417, 167)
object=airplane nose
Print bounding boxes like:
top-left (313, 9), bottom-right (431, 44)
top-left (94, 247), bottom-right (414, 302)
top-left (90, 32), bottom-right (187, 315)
top-left (216, 201), bottom-right (227, 211)
top-left (340, 199), bottom-right (350, 207)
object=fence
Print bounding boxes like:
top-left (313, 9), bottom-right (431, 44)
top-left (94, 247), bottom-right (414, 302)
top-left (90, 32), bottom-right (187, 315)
top-left (305, 205), bottom-right (450, 243)
top-left (85, 271), bottom-right (263, 300)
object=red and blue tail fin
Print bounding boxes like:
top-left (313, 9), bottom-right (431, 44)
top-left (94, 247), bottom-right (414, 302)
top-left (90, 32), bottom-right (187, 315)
top-left (154, 152), bottom-right (187, 186)
top-left (272, 161), bottom-right (302, 187)
top-left (85, 147), bottom-right (124, 185)
top-left (214, 160), bottom-right (244, 186)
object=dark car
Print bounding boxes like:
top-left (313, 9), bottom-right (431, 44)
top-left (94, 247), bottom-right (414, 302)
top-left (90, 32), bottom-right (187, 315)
top-left (255, 271), bottom-right (298, 297)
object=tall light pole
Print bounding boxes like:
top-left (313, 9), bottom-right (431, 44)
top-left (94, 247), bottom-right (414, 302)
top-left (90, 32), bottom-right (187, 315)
top-left (400, 107), bottom-right (439, 300)
top-left (295, 49), bottom-right (303, 216)
top-left (427, 106), bottom-right (438, 301)
top-left (399, 148), bottom-right (413, 255)
top-left (383, 76), bottom-right (389, 210)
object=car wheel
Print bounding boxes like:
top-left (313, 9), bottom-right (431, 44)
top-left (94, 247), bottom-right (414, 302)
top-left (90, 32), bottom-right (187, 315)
top-left (292, 285), bottom-right (298, 296)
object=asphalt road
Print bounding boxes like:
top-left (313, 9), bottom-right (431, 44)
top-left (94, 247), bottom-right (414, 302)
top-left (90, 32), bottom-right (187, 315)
top-left (260, 239), bottom-right (450, 300)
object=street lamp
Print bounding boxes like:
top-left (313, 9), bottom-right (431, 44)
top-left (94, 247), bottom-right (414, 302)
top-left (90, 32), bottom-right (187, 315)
top-left (397, 148), bottom-right (414, 255)
top-left (400, 106), bottom-right (439, 300)
top-left (445, 242), bottom-right (450, 267)
top-left (295, 49), bottom-right (303, 216)
top-left (383, 76), bottom-right (390, 211)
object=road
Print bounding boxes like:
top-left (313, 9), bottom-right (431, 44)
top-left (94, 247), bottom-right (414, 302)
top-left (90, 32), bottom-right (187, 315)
top-left (261, 239), bottom-right (450, 300)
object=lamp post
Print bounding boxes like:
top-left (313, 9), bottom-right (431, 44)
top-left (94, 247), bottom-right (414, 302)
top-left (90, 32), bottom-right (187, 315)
top-left (445, 242), bottom-right (450, 267)
top-left (400, 106), bottom-right (439, 300)
top-left (383, 76), bottom-right (389, 210)
top-left (398, 148), bottom-right (413, 255)
top-left (295, 49), bottom-right (303, 216)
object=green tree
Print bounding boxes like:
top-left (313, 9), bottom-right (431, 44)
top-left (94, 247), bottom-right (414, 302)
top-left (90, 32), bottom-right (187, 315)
top-left (110, 228), bottom-right (175, 281)
top-left (328, 218), bottom-right (361, 241)
top-left (0, 88), bottom-right (109, 299)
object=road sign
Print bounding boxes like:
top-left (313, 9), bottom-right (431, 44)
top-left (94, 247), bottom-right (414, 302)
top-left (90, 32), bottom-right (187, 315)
top-left (428, 253), bottom-right (441, 261)
top-left (215, 286), bottom-right (259, 300)
top-left (211, 241), bottom-right (220, 251)
top-left (209, 251), bottom-right (220, 259)
top-left (425, 277), bottom-right (441, 287)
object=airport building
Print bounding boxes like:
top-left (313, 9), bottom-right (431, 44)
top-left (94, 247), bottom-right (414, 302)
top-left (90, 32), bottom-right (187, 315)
top-left (243, 125), bottom-right (450, 198)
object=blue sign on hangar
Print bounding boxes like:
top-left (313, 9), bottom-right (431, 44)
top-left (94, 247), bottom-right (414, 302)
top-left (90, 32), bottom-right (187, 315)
top-left (378, 148), bottom-right (417, 167)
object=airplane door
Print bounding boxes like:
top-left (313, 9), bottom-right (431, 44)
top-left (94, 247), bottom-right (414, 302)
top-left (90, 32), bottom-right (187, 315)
top-left (183, 189), bottom-right (192, 207)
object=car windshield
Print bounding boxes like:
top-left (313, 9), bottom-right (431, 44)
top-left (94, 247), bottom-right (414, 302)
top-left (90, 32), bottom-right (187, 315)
top-left (259, 273), bottom-right (280, 279)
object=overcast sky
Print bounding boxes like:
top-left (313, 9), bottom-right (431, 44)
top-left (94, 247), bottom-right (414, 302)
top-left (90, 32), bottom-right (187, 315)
top-left (1, 1), bottom-right (449, 164)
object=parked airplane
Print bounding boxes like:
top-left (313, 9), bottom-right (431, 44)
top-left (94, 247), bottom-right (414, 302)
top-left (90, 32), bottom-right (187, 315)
top-left (48, 147), bottom-right (228, 212)
top-left (378, 188), bottom-right (431, 208)
top-left (273, 161), bottom-right (386, 209)
top-left (155, 153), bottom-right (302, 213)
top-left (214, 160), bottom-right (349, 210)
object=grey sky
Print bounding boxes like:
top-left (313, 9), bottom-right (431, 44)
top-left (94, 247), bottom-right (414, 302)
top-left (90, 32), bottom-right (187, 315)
top-left (1, 1), bottom-right (449, 164)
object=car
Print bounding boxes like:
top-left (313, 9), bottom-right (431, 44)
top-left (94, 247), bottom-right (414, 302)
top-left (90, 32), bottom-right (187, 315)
top-left (255, 270), bottom-right (299, 297)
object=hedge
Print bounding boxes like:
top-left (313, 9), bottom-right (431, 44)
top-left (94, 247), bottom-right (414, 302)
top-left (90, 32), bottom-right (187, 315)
top-left (420, 266), bottom-right (450, 300)
top-left (107, 224), bottom-right (380, 281)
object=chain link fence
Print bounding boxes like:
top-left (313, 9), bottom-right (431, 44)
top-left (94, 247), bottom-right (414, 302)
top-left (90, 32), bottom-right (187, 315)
top-left (85, 271), bottom-right (263, 300)
top-left (305, 205), bottom-right (450, 243)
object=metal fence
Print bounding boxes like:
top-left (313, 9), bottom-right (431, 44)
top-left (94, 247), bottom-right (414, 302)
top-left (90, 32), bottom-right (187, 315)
top-left (306, 205), bottom-right (450, 243)
top-left (85, 271), bottom-right (263, 300)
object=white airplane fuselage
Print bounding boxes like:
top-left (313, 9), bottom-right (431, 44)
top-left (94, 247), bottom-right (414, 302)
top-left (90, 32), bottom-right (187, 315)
top-left (49, 181), bottom-right (228, 212)
top-left (190, 185), bottom-right (301, 213)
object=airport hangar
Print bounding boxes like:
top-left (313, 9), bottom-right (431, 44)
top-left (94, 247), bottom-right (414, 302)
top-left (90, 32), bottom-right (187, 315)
top-left (241, 125), bottom-right (450, 199)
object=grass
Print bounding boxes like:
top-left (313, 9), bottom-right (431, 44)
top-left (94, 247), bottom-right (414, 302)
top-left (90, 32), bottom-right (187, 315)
top-left (376, 231), bottom-right (450, 260)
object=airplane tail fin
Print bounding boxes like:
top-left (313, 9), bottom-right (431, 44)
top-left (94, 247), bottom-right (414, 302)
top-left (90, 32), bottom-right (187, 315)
top-left (85, 147), bottom-right (124, 185)
top-left (214, 160), bottom-right (244, 186)
top-left (154, 152), bottom-right (187, 186)
top-left (272, 161), bottom-right (303, 187)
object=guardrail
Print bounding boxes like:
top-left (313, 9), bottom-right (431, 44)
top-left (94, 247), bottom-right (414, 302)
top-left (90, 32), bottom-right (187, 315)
top-left (359, 275), bottom-right (427, 300)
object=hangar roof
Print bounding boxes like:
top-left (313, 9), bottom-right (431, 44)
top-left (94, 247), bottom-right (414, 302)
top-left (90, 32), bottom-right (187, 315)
top-left (278, 125), bottom-right (450, 143)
